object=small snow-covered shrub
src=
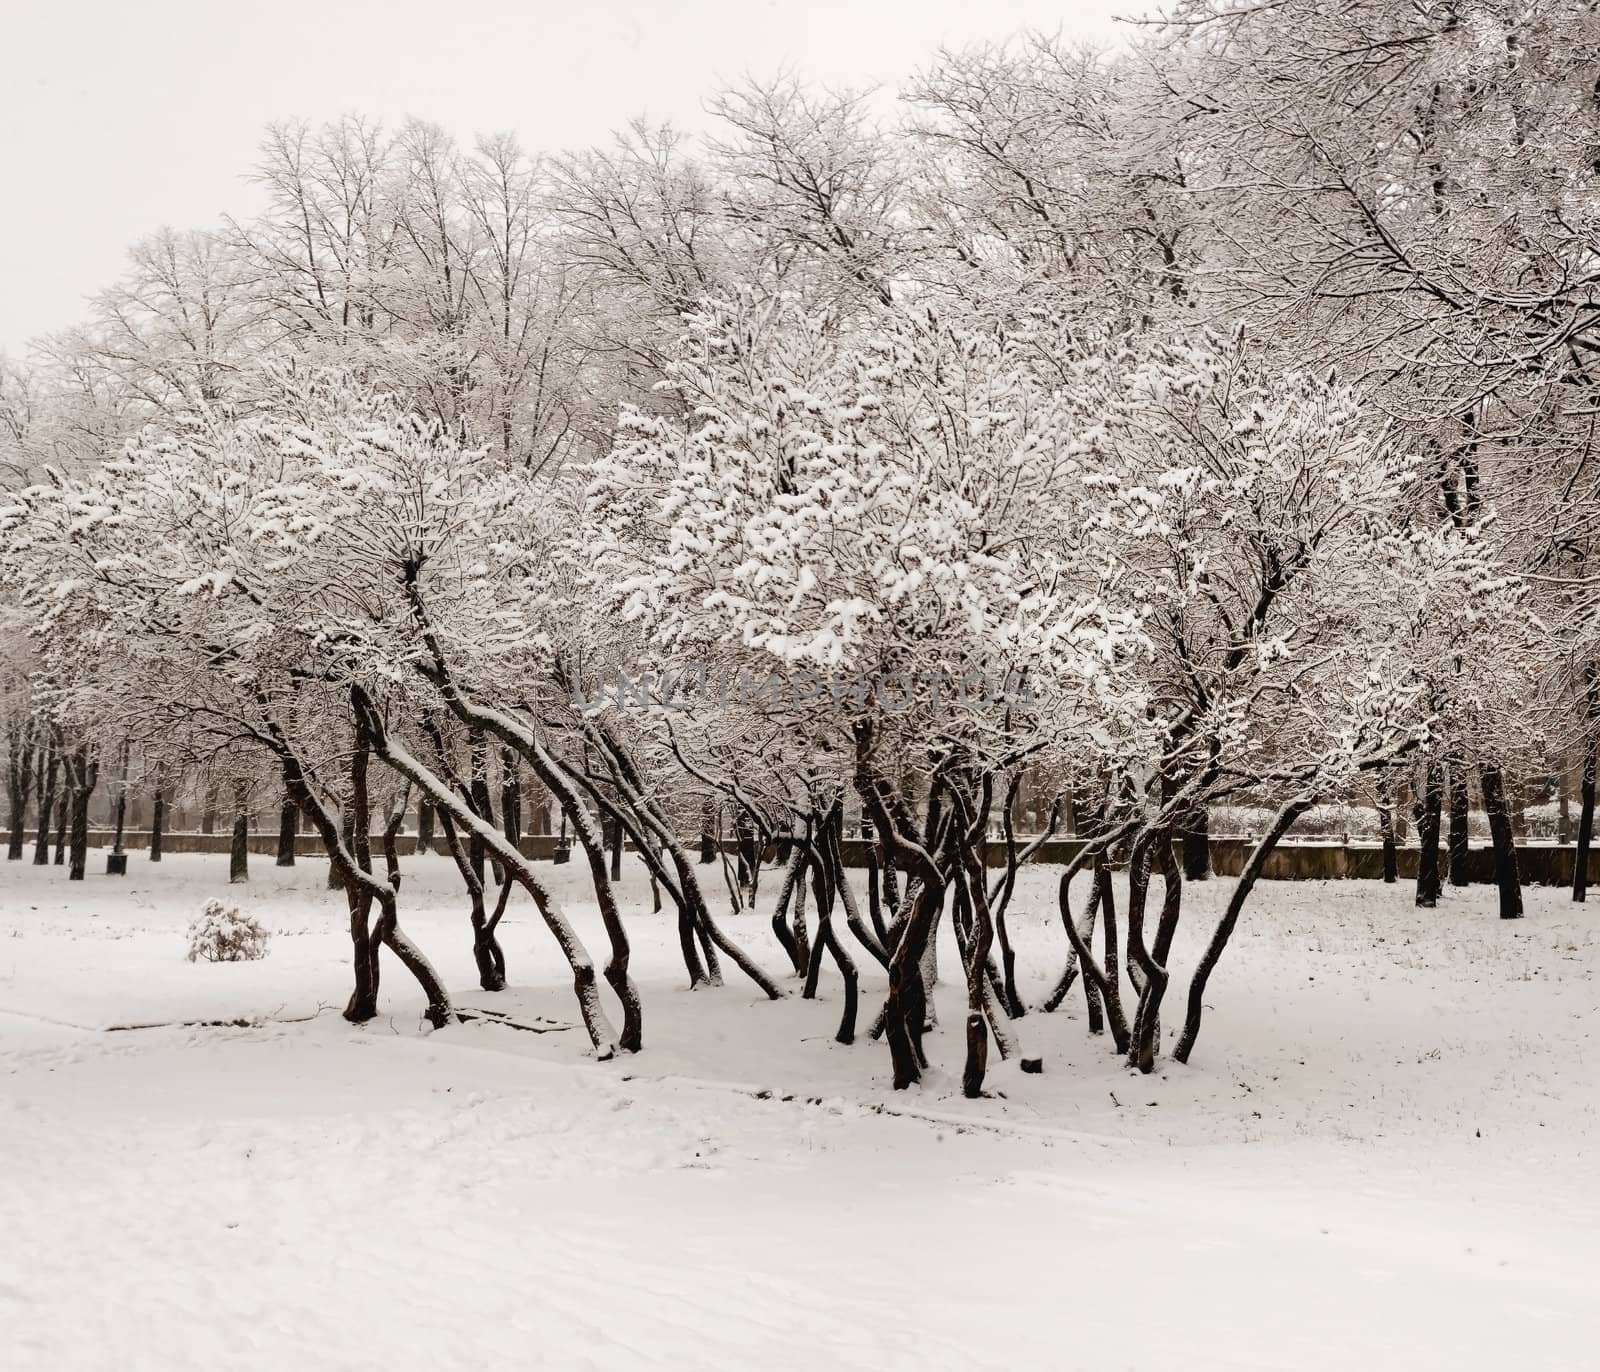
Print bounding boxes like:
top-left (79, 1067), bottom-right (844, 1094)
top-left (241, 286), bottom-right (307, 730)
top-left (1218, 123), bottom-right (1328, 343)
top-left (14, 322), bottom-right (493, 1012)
top-left (186, 899), bottom-right (271, 963)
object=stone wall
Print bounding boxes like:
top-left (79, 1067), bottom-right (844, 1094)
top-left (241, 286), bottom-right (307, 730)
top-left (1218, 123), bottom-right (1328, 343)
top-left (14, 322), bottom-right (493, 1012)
top-left (70, 829), bottom-right (1600, 886)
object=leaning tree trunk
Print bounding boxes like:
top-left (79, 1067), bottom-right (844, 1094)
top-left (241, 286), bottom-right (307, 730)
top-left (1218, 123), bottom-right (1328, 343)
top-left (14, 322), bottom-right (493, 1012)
top-left (766, 841), bottom-right (808, 975)
top-left (1479, 763), bottom-right (1523, 920)
top-left (1446, 767), bottom-right (1470, 887)
top-left (1575, 668), bottom-right (1598, 903)
top-left (802, 827), bottom-right (859, 1046)
top-left (1057, 853), bottom-right (1130, 1055)
top-left (283, 723), bottom-right (453, 1028)
top-left (433, 801), bottom-right (505, 991)
top-left (1415, 762), bottom-right (1443, 908)
top-left (1175, 796), bottom-right (1312, 1064)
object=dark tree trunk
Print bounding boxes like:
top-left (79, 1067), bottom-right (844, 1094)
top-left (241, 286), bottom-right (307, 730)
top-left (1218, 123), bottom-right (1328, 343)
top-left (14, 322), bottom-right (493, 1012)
top-left (951, 817), bottom-right (997, 1097)
top-left (1415, 762), bottom-right (1443, 908)
top-left (767, 843), bottom-right (808, 976)
top-left (5, 734), bottom-right (32, 861)
top-left (1057, 853), bottom-right (1130, 1055)
top-left (276, 779), bottom-right (298, 867)
top-left (230, 783), bottom-right (250, 884)
top-left (1180, 807), bottom-right (1210, 881)
top-left (1479, 764), bottom-right (1523, 920)
top-left (1376, 774), bottom-right (1398, 884)
top-left (500, 746), bottom-right (521, 850)
top-left (735, 812), bottom-right (760, 899)
top-left (329, 805), bottom-right (351, 889)
top-left (525, 777), bottom-right (550, 835)
top-left (880, 842), bottom-right (900, 922)
top-left (1447, 767), bottom-right (1470, 886)
top-left (468, 731), bottom-right (494, 887)
top-left (862, 824), bottom-right (889, 946)
top-left (33, 744), bottom-right (58, 866)
top-left (529, 762), bottom-right (643, 1050)
top-left (1128, 834), bottom-right (1184, 1074)
top-left (429, 789), bottom-right (506, 993)
top-left (201, 784), bottom-right (216, 835)
top-left (699, 796), bottom-right (717, 864)
top-left (149, 783), bottom-right (166, 862)
top-left (790, 861), bottom-right (812, 972)
top-left (801, 816), bottom-right (859, 1046)
top-left (53, 783), bottom-right (67, 864)
top-left (1575, 668), bottom-right (1598, 903)
top-left (607, 814), bottom-right (623, 882)
top-left (4, 790), bottom-right (25, 860)
top-left (66, 748), bottom-right (97, 881)
top-left (416, 796), bottom-right (435, 855)
top-left (1176, 797), bottom-right (1312, 1063)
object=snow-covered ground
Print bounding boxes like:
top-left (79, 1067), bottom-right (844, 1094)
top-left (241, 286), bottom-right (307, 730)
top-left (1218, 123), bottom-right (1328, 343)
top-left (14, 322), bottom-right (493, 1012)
top-left (2, 850), bottom-right (1597, 1370)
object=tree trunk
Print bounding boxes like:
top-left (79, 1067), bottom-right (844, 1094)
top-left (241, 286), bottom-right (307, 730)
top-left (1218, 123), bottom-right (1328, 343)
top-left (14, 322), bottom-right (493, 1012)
top-left (1376, 773), bottom-right (1398, 884)
top-left (767, 842), bottom-right (808, 975)
top-left (201, 783), bottom-right (216, 835)
top-left (1415, 762), bottom-right (1443, 908)
top-left (53, 781), bottom-right (67, 864)
top-left (5, 733), bottom-right (32, 861)
top-left (1575, 668), bottom-right (1598, 903)
top-left (607, 814), bottom-right (623, 882)
top-left (33, 743), bottom-right (59, 866)
top-left (1128, 833), bottom-right (1183, 1074)
top-left (468, 730), bottom-right (494, 887)
top-left (1180, 807), bottom-right (1210, 881)
top-left (699, 796), bottom-right (717, 864)
top-left (1446, 766), bottom-right (1470, 886)
top-left (230, 784), bottom-right (250, 884)
top-left (1057, 853), bottom-right (1130, 1055)
top-left (149, 783), bottom-right (166, 862)
top-left (802, 820), bottom-right (859, 1045)
top-left (4, 786), bottom-right (25, 860)
top-left (329, 803), bottom-right (353, 889)
top-left (952, 832), bottom-right (996, 1097)
top-left (66, 748), bottom-right (97, 881)
top-left (1176, 797), bottom-right (1312, 1063)
top-left (500, 745), bottom-right (521, 850)
top-left (430, 791), bottom-right (506, 993)
top-left (1479, 763), bottom-right (1523, 920)
top-left (276, 778), bottom-right (298, 866)
top-left (416, 796), bottom-right (435, 854)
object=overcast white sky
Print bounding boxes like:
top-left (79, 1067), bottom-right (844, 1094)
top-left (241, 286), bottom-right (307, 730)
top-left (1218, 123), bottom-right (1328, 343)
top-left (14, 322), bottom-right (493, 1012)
top-left (1, 0), bottom-right (1129, 352)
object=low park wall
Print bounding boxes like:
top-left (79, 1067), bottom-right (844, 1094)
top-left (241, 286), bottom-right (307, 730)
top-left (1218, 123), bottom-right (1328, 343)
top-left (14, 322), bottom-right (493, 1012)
top-left (66, 829), bottom-right (1600, 886)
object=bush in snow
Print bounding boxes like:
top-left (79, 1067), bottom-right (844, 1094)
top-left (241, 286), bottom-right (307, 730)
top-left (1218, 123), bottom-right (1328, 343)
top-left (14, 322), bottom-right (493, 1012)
top-left (186, 899), bottom-right (271, 963)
